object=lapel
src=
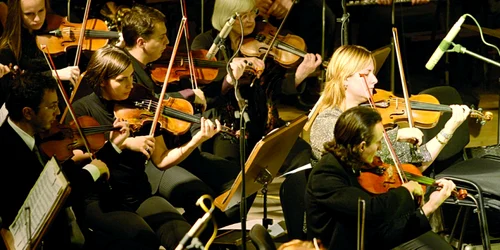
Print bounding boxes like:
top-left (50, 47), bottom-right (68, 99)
top-left (0, 121), bottom-right (45, 171)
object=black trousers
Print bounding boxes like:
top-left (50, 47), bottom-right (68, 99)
top-left (84, 196), bottom-right (190, 250)
top-left (148, 163), bottom-right (254, 229)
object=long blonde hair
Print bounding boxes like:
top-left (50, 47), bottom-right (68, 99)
top-left (317, 45), bottom-right (375, 113)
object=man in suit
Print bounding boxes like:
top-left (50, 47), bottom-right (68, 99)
top-left (0, 72), bottom-right (129, 249)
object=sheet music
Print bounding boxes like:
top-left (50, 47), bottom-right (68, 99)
top-left (8, 157), bottom-right (68, 250)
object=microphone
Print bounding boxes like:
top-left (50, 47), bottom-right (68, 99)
top-left (205, 14), bottom-right (237, 60)
top-left (175, 211), bottom-right (212, 250)
top-left (425, 15), bottom-right (466, 70)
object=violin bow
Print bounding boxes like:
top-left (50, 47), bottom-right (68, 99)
top-left (249, 0), bottom-right (299, 87)
top-left (392, 27), bottom-right (415, 128)
top-left (361, 75), bottom-right (408, 184)
top-left (149, 17), bottom-right (187, 137)
top-left (179, 0), bottom-right (199, 91)
top-left (59, 0), bottom-right (92, 124)
top-left (40, 45), bottom-right (94, 159)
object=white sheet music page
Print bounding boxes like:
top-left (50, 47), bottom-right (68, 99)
top-left (8, 157), bottom-right (68, 250)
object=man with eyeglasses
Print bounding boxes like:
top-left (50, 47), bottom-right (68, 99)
top-left (0, 72), bottom-right (130, 249)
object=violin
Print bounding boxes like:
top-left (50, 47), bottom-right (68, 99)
top-left (39, 116), bottom-right (119, 162)
top-left (36, 13), bottom-right (119, 54)
top-left (241, 21), bottom-right (328, 68)
top-left (150, 47), bottom-right (226, 84)
top-left (114, 98), bottom-right (235, 136)
top-left (357, 156), bottom-right (468, 201)
top-left (114, 97), bottom-right (195, 136)
top-left (366, 89), bottom-right (493, 129)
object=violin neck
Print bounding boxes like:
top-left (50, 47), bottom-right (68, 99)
top-left (274, 39), bottom-right (307, 58)
top-left (191, 58), bottom-right (226, 68)
top-left (81, 125), bottom-right (118, 135)
top-left (274, 40), bottom-right (328, 67)
top-left (410, 101), bottom-right (451, 112)
top-left (404, 171), bottom-right (434, 186)
top-left (162, 106), bottom-right (201, 123)
top-left (154, 58), bottom-right (226, 69)
top-left (85, 30), bottom-right (120, 39)
top-left (135, 99), bottom-right (201, 124)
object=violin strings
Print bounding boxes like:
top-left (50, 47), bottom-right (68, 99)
top-left (275, 40), bottom-right (306, 56)
top-left (386, 100), bottom-right (451, 112)
top-left (137, 99), bottom-right (234, 131)
top-left (266, 37), bottom-right (306, 57)
top-left (154, 59), bottom-right (225, 69)
top-left (79, 125), bottom-right (117, 134)
top-left (139, 100), bottom-right (201, 123)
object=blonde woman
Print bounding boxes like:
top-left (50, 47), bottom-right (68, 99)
top-left (309, 45), bottom-right (470, 173)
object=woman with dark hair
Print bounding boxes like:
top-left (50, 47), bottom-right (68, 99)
top-left (69, 45), bottom-right (196, 250)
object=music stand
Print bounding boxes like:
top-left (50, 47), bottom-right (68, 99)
top-left (1, 157), bottom-right (71, 250)
top-left (214, 115), bottom-right (308, 214)
top-left (372, 45), bottom-right (391, 75)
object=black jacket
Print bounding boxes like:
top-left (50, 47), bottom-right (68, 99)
top-left (305, 153), bottom-right (431, 250)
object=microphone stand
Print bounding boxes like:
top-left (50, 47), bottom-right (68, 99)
top-left (448, 42), bottom-right (500, 144)
top-left (390, 0), bottom-right (396, 93)
top-left (448, 43), bottom-right (500, 68)
top-left (337, 0), bottom-right (350, 46)
top-left (219, 39), bottom-right (251, 250)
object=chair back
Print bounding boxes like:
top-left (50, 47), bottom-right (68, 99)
top-left (419, 86), bottom-right (470, 162)
top-left (249, 224), bottom-right (277, 250)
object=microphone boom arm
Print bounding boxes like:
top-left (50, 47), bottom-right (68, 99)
top-left (448, 42), bottom-right (500, 68)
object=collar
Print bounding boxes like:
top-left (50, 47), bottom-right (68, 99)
top-left (123, 48), bottom-right (148, 69)
top-left (91, 92), bottom-right (116, 115)
top-left (8, 117), bottom-right (35, 150)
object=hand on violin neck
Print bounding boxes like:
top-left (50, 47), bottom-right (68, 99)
top-left (422, 179), bottom-right (456, 217)
top-left (295, 53), bottom-right (322, 86)
top-left (193, 118), bottom-right (221, 144)
top-left (396, 127), bottom-right (423, 146)
top-left (444, 104), bottom-right (471, 134)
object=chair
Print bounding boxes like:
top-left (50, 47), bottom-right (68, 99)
top-left (419, 86), bottom-right (500, 249)
top-left (249, 224), bottom-right (277, 250)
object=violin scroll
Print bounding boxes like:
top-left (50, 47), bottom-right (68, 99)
top-left (471, 107), bottom-right (493, 125)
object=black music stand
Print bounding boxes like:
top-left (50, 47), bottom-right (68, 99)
top-left (214, 115), bottom-right (309, 226)
top-left (372, 45), bottom-right (391, 75)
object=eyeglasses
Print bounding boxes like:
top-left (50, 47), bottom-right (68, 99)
top-left (239, 8), bottom-right (259, 21)
top-left (43, 102), bottom-right (59, 111)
